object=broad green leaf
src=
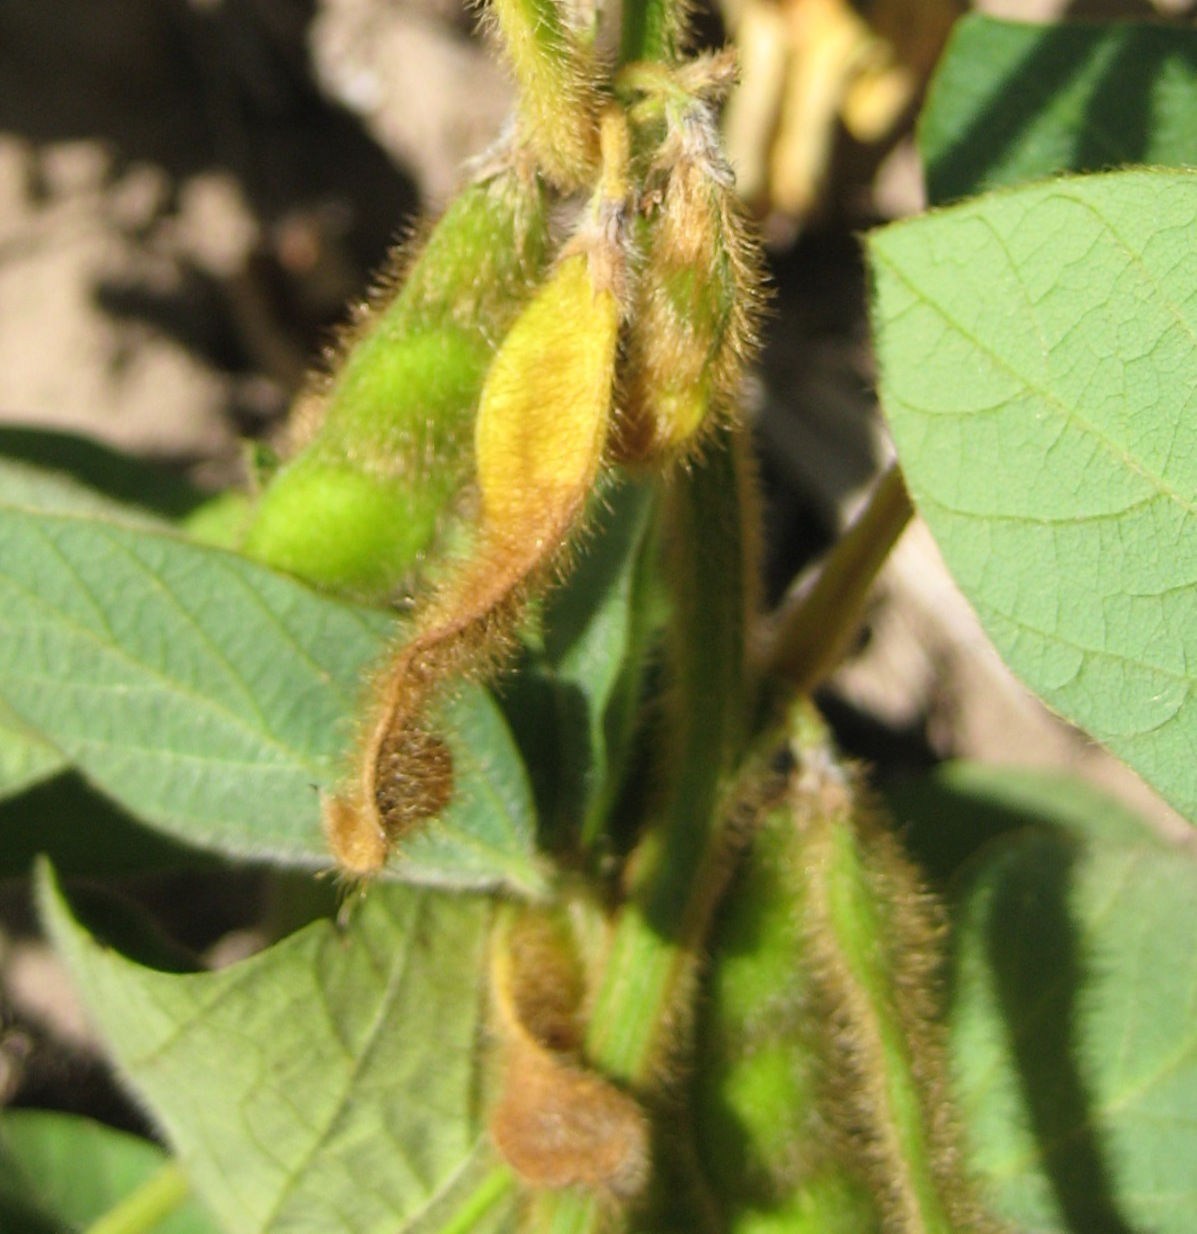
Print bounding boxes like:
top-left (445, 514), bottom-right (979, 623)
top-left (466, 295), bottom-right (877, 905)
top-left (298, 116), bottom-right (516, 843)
top-left (869, 169), bottom-right (1197, 825)
top-left (921, 16), bottom-right (1197, 204)
top-left (40, 865), bottom-right (518, 1234)
top-left (949, 823), bottom-right (1197, 1234)
top-left (0, 1109), bottom-right (218, 1234)
top-left (0, 507), bottom-right (543, 892)
top-left (0, 696), bottom-right (64, 800)
top-left (0, 442), bottom-right (189, 798)
top-left (0, 447), bottom-right (189, 526)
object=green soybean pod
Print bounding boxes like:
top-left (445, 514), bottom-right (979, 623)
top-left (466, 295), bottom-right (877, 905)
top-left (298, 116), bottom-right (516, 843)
top-left (695, 789), bottom-right (881, 1234)
top-left (697, 702), bottom-right (996, 1234)
top-left (490, 0), bottom-right (601, 192)
top-left (242, 158), bottom-right (550, 600)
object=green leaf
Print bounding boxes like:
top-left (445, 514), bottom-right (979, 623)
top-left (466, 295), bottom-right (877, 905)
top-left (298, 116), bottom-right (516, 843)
top-left (0, 1109), bottom-right (217, 1234)
top-left (0, 440), bottom-right (195, 526)
top-left (921, 15), bottom-right (1197, 205)
top-left (501, 479), bottom-right (661, 849)
top-left (39, 864), bottom-right (518, 1234)
top-left (948, 822), bottom-right (1197, 1234)
top-left (0, 443), bottom-right (192, 801)
top-left (0, 696), bottom-right (65, 801)
top-left (0, 506), bottom-right (543, 892)
top-left (869, 168), bottom-right (1197, 825)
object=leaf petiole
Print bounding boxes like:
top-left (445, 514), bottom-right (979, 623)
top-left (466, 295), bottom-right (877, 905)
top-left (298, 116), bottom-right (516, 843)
top-left (82, 1161), bottom-right (190, 1234)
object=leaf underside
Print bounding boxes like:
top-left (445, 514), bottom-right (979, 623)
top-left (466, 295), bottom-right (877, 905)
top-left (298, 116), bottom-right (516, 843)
top-left (0, 501), bottom-right (542, 893)
top-left (40, 866), bottom-right (515, 1234)
top-left (870, 168), bottom-right (1197, 824)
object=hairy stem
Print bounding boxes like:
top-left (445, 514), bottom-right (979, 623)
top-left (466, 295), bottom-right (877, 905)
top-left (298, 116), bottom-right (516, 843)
top-left (439, 1167), bottom-right (518, 1234)
top-left (530, 427), bottom-right (758, 1233)
top-left (590, 423), bottom-right (756, 1083)
top-left (619, 0), bottom-right (690, 66)
top-left (531, 1187), bottom-right (602, 1234)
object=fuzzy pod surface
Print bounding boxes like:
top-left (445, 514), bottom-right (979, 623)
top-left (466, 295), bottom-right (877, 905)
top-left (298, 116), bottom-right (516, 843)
top-left (242, 165), bottom-right (551, 600)
top-left (490, 0), bottom-right (602, 191)
top-left (616, 106), bottom-right (761, 463)
top-left (322, 223), bottom-right (625, 878)
top-left (695, 705), bottom-right (997, 1232)
top-left (695, 792), bottom-right (881, 1232)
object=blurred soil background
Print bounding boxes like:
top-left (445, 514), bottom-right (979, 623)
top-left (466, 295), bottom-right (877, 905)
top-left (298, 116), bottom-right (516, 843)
top-left (1, 0), bottom-right (1192, 1135)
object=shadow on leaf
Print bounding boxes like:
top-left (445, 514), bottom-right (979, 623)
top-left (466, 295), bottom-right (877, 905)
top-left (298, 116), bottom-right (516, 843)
top-left (984, 829), bottom-right (1140, 1234)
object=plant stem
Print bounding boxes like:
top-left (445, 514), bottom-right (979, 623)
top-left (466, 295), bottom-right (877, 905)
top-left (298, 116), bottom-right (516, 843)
top-left (528, 428), bottom-right (759, 1234)
top-left (589, 424), bottom-right (756, 1086)
top-left (764, 460), bottom-right (913, 694)
top-left (531, 1186), bottom-right (602, 1234)
top-left (618, 0), bottom-right (685, 66)
top-left (83, 1162), bottom-right (190, 1234)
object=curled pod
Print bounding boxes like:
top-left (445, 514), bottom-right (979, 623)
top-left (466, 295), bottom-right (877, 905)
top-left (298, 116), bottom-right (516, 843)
top-left (323, 114), bottom-right (631, 877)
top-left (488, 903), bottom-right (650, 1202)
